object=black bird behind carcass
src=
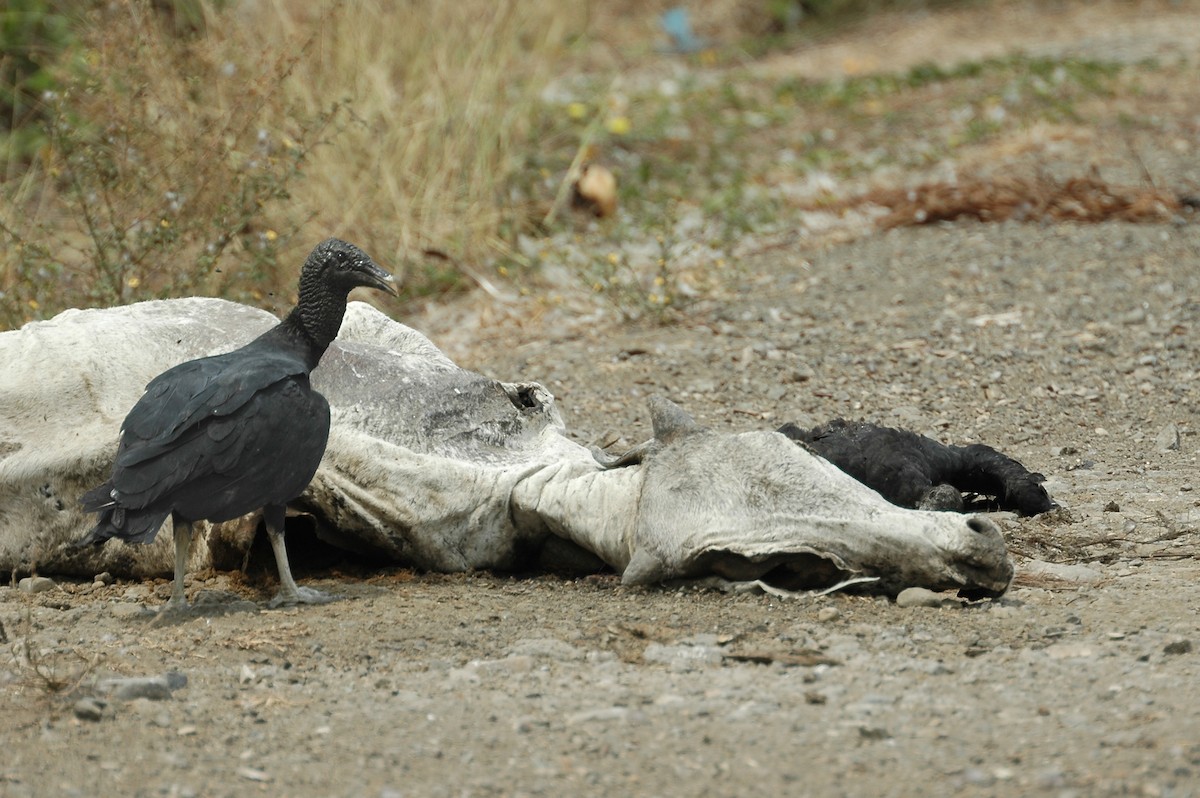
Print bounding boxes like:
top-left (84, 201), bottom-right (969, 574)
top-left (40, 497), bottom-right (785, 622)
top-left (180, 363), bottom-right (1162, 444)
top-left (79, 238), bottom-right (397, 609)
top-left (779, 419), bottom-right (1055, 516)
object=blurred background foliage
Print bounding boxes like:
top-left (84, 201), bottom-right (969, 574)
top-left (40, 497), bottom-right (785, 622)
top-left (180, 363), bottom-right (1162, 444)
top-left (0, 0), bottom-right (1020, 328)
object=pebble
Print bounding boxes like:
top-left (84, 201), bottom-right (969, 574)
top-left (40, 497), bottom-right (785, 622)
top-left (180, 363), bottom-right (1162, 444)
top-left (816, 606), bottom-right (840, 622)
top-left (18, 576), bottom-right (55, 594)
top-left (1163, 639), bottom-right (1192, 655)
top-left (1020, 559), bottom-right (1104, 585)
top-left (1155, 422), bottom-right (1180, 452)
top-left (512, 716), bottom-right (549, 734)
top-left (98, 671), bottom-right (187, 701)
top-left (643, 642), bottom-right (725, 670)
top-left (93, 572), bottom-right (114, 586)
top-left (895, 587), bottom-right (949, 608)
top-left (236, 767), bottom-right (271, 783)
top-left (73, 697), bottom-right (108, 722)
top-left (566, 706), bottom-right (636, 725)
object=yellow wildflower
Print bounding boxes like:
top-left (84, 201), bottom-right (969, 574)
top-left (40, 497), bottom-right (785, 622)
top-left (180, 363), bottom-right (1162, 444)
top-left (606, 116), bottom-right (632, 136)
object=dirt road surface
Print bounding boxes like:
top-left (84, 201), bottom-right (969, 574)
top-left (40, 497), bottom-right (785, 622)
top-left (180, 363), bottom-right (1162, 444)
top-left (4, 2), bottom-right (1199, 796)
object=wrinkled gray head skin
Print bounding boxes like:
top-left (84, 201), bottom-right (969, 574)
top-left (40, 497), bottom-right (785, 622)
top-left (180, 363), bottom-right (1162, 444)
top-left (0, 298), bottom-right (1012, 596)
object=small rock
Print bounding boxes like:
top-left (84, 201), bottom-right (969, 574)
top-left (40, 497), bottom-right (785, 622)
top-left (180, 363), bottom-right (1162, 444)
top-left (1155, 422), bottom-right (1181, 452)
top-left (18, 576), bottom-right (55, 594)
top-left (643, 642), bottom-right (724, 669)
top-left (236, 767), bottom-right (271, 783)
top-left (816, 606), bottom-right (840, 622)
top-left (858, 725), bottom-right (891, 740)
top-left (1103, 500), bottom-right (1120, 512)
top-left (512, 716), bottom-right (549, 734)
top-left (1164, 639), bottom-right (1192, 655)
top-left (962, 767), bottom-right (995, 787)
top-left (97, 674), bottom-right (182, 701)
top-left (764, 384), bottom-right (788, 401)
top-left (73, 697), bottom-right (108, 722)
top-left (566, 706), bottom-right (633, 725)
top-left (1020, 559), bottom-right (1104, 585)
top-left (93, 572), bottom-right (114, 586)
top-left (895, 587), bottom-right (948, 608)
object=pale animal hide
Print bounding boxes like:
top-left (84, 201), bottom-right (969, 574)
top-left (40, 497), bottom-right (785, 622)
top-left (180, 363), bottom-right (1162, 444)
top-left (0, 299), bottom-right (1014, 596)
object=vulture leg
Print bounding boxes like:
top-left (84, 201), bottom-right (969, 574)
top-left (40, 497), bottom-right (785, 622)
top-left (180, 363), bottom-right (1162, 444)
top-left (263, 504), bottom-right (334, 608)
top-left (167, 517), bottom-right (192, 609)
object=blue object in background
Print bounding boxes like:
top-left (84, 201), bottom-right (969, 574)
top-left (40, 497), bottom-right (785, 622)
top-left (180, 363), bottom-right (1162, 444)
top-left (660, 7), bottom-right (709, 54)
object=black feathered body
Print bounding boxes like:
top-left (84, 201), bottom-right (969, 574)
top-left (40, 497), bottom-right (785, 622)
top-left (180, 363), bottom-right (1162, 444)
top-left (778, 419), bottom-right (1055, 516)
top-left (77, 237), bottom-right (395, 608)
top-left (79, 323), bottom-right (332, 545)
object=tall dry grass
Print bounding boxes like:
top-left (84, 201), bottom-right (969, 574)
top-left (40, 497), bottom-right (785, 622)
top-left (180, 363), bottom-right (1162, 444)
top-left (233, 0), bottom-right (585, 276)
top-left (0, 0), bottom-right (587, 327)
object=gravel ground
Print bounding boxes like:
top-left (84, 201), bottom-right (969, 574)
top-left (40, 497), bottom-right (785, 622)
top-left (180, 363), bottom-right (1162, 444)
top-left (4, 3), bottom-right (1200, 797)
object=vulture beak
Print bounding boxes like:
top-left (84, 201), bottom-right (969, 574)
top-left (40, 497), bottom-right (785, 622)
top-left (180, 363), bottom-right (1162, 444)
top-left (358, 260), bottom-right (399, 297)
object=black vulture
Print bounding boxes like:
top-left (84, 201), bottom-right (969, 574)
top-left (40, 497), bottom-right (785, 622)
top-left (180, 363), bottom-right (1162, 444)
top-left (778, 419), bottom-right (1055, 516)
top-left (78, 238), bottom-right (397, 609)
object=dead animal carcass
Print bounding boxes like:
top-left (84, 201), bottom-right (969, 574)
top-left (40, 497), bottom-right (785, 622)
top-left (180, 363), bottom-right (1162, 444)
top-left (0, 299), bottom-right (1014, 597)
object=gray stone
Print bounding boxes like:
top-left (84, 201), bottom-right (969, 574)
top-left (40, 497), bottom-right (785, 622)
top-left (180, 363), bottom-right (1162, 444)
top-left (73, 697), bottom-right (107, 721)
top-left (896, 587), bottom-right (948, 608)
top-left (1155, 422), bottom-right (1180, 452)
top-left (17, 576), bottom-right (55, 594)
top-left (1020, 559), bottom-right (1104, 585)
top-left (98, 673), bottom-right (184, 701)
top-left (566, 706), bottom-right (634, 725)
top-left (1163, 639), bottom-right (1192, 655)
top-left (816, 606), bottom-right (840, 622)
top-left (643, 642), bottom-right (724, 669)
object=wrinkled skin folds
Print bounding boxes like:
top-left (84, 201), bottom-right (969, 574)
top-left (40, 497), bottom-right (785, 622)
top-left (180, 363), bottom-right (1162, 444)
top-left (0, 299), bottom-right (1014, 597)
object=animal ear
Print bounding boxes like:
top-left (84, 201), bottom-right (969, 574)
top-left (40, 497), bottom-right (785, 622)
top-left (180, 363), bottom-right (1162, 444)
top-left (648, 395), bottom-right (698, 442)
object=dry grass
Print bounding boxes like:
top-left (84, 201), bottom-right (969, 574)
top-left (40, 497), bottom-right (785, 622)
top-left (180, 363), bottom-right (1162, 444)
top-left (0, 0), bottom-right (588, 326)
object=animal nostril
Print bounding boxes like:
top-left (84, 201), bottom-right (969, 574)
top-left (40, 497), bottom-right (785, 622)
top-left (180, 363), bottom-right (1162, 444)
top-left (967, 517), bottom-right (990, 534)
